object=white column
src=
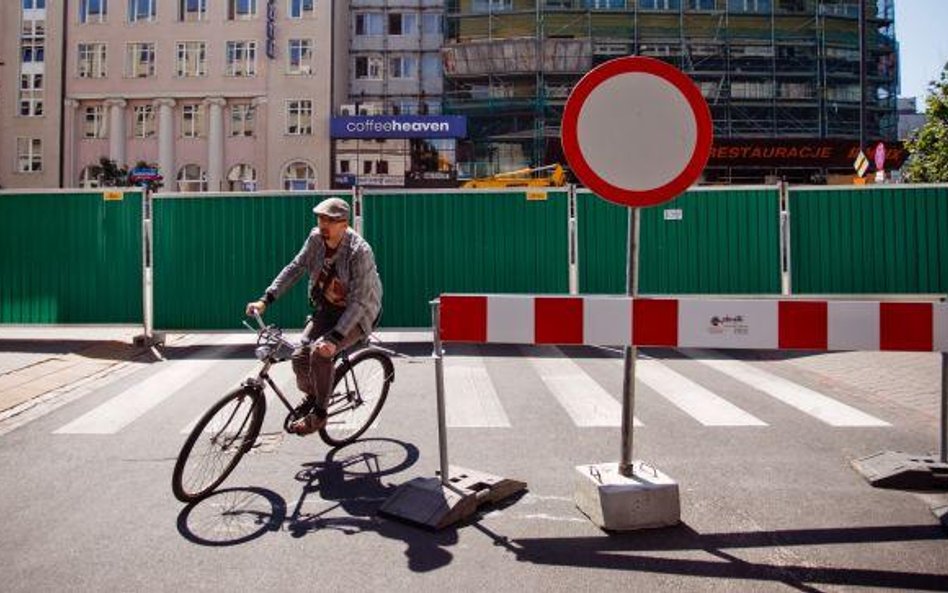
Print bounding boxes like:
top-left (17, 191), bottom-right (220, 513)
top-left (252, 96), bottom-right (268, 189)
top-left (63, 99), bottom-right (80, 187)
top-left (105, 99), bottom-right (127, 166)
top-left (154, 99), bottom-right (176, 190)
top-left (205, 97), bottom-right (227, 192)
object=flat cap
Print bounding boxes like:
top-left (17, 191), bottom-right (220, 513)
top-left (313, 197), bottom-right (350, 220)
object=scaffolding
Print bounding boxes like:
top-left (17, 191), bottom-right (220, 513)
top-left (443, 0), bottom-right (898, 181)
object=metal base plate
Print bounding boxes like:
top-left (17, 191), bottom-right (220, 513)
top-left (852, 451), bottom-right (948, 490)
top-left (379, 466), bottom-right (527, 530)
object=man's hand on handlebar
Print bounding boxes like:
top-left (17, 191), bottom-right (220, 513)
top-left (246, 300), bottom-right (267, 317)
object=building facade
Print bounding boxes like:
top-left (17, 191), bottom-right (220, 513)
top-left (1, 0), bottom-right (346, 192)
top-left (0, 1), bottom-right (65, 189)
top-left (443, 0), bottom-right (900, 184)
top-left (332, 0), bottom-right (457, 188)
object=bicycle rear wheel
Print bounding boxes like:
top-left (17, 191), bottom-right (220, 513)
top-left (320, 350), bottom-right (394, 447)
top-left (172, 386), bottom-right (265, 503)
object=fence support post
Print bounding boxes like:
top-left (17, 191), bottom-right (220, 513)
top-left (353, 185), bottom-right (364, 237)
top-left (779, 181), bottom-right (792, 296)
top-left (568, 184), bottom-right (579, 295)
top-left (134, 190), bottom-right (164, 356)
top-left (432, 299), bottom-right (450, 485)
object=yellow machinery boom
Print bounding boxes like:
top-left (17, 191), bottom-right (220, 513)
top-left (461, 164), bottom-right (566, 189)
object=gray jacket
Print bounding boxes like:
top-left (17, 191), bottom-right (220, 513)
top-left (264, 227), bottom-right (382, 338)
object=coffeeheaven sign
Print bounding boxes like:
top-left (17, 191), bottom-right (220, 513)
top-left (331, 116), bottom-right (467, 139)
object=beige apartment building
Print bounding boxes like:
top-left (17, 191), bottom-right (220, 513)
top-left (0, 1), bottom-right (65, 189)
top-left (2, 0), bottom-right (347, 191)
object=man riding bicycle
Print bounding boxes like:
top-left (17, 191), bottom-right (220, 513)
top-left (246, 197), bottom-right (382, 435)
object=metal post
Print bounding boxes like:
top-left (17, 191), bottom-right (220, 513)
top-left (779, 181), bottom-right (792, 296)
top-left (858, 0), bottom-right (866, 154)
top-left (353, 185), bottom-right (364, 237)
top-left (941, 352), bottom-right (947, 464)
top-left (142, 191), bottom-right (154, 341)
top-left (619, 207), bottom-right (641, 477)
top-left (568, 184), bottom-right (579, 295)
top-left (432, 299), bottom-right (450, 485)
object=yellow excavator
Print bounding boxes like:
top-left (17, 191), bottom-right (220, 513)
top-left (461, 163), bottom-right (567, 189)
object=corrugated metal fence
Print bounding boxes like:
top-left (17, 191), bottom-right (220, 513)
top-left (2, 185), bottom-right (946, 329)
top-left (0, 189), bottom-right (142, 324)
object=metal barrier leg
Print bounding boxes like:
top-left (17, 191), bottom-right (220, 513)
top-left (378, 298), bottom-right (526, 529)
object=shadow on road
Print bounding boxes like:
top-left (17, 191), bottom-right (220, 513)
top-left (175, 437), bottom-right (459, 572)
top-left (472, 520), bottom-right (948, 592)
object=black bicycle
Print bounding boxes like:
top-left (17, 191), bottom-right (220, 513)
top-left (172, 313), bottom-right (395, 504)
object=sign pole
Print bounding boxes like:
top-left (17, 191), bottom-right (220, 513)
top-left (620, 206), bottom-right (641, 476)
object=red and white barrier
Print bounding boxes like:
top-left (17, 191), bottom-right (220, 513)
top-left (439, 295), bottom-right (948, 352)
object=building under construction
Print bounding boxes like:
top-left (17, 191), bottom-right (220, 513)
top-left (443, 0), bottom-right (899, 184)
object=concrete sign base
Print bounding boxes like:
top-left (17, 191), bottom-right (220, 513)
top-left (852, 450), bottom-right (948, 490)
top-left (379, 465), bottom-right (527, 530)
top-left (574, 461), bottom-right (680, 531)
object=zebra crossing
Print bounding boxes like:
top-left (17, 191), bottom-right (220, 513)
top-left (48, 341), bottom-right (891, 436)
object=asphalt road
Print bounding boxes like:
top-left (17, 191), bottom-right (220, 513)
top-left (1, 335), bottom-right (946, 592)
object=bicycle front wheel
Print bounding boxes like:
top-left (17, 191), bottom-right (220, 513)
top-left (320, 350), bottom-right (394, 447)
top-left (172, 386), bottom-right (265, 503)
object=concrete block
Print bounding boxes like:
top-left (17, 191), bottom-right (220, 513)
top-left (574, 461), bottom-right (680, 531)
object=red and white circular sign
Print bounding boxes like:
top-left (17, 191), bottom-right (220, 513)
top-left (561, 57), bottom-right (713, 208)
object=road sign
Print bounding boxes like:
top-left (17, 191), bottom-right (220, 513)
top-left (561, 56), bottom-right (713, 208)
top-left (854, 150), bottom-right (870, 177)
top-left (873, 142), bottom-right (886, 171)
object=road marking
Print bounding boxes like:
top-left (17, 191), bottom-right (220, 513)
top-left (444, 346), bottom-right (511, 427)
top-left (56, 342), bottom-right (238, 435)
top-left (636, 359), bottom-right (767, 426)
top-left (522, 346), bottom-right (640, 427)
top-left (681, 349), bottom-right (890, 427)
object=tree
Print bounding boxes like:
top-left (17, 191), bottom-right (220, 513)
top-left (904, 61), bottom-right (948, 182)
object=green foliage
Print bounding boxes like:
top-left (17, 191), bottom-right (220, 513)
top-left (904, 61), bottom-right (948, 182)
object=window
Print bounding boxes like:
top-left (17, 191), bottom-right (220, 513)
top-left (134, 105), bottom-right (156, 137)
top-left (80, 0), bottom-right (107, 23)
top-left (227, 164), bottom-right (257, 191)
top-left (179, 0), bottom-right (207, 21)
top-left (126, 42), bottom-right (155, 77)
top-left (181, 104), bottom-right (205, 137)
top-left (471, 0), bottom-right (512, 12)
top-left (230, 104), bottom-right (255, 136)
top-left (23, 0), bottom-right (47, 9)
top-left (728, 0), bottom-right (771, 12)
top-left (389, 55), bottom-right (417, 79)
top-left (339, 160), bottom-right (350, 173)
top-left (289, 0), bottom-right (313, 19)
top-left (83, 106), bottom-right (107, 138)
top-left (421, 54), bottom-right (441, 80)
top-left (582, 0), bottom-right (625, 8)
top-left (288, 39), bottom-right (313, 74)
top-left (79, 166), bottom-right (101, 188)
top-left (285, 100), bottom-right (312, 135)
top-left (176, 41), bottom-right (207, 77)
top-left (128, 0), bottom-right (156, 22)
top-left (19, 73), bottom-right (44, 117)
top-left (354, 13), bottom-right (384, 36)
top-left (21, 40), bottom-right (45, 64)
top-left (388, 13), bottom-right (417, 36)
top-left (226, 41), bottom-right (257, 76)
top-left (639, 0), bottom-right (680, 9)
top-left (687, 0), bottom-right (715, 9)
top-left (21, 20), bottom-right (46, 41)
top-left (177, 164), bottom-right (206, 191)
top-left (78, 43), bottom-right (108, 78)
top-left (422, 13), bottom-right (442, 35)
top-left (229, 0), bottom-right (257, 19)
top-left (355, 55), bottom-right (384, 79)
top-left (16, 138), bottom-right (42, 173)
top-left (376, 160), bottom-right (389, 175)
top-left (362, 160), bottom-right (373, 175)
top-left (283, 161), bottom-right (316, 190)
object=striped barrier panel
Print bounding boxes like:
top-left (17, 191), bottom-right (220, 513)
top-left (439, 295), bottom-right (948, 352)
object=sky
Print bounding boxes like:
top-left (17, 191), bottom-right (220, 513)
top-left (895, 0), bottom-right (948, 110)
